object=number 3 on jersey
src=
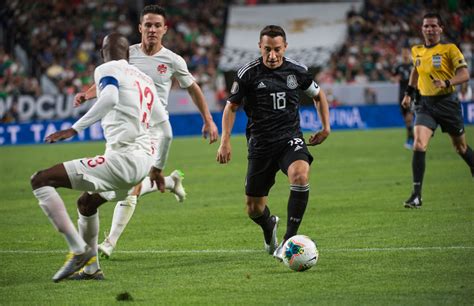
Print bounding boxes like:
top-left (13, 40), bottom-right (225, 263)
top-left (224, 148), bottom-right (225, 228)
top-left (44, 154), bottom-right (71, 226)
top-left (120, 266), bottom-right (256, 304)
top-left (135, 80), bottom-right (154, 125)
top-left (270, 92), bottom-right (286, 109)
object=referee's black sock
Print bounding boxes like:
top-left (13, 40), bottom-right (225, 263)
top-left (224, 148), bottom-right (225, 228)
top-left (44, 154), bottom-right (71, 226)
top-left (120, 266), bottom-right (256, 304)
top-left (412, 151), bottom-right (426, 196)
top-left (459, 145), bottom-right (474, 177)
top-left (284, 184), bottom-right (309, 241)
top-left (250, 205), bottom-right (274, 243)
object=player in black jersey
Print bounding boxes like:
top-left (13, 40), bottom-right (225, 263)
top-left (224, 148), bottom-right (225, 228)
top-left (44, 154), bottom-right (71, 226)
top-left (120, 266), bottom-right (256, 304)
top-left (216, 25), bottom-right (330, 261)
top-left (392, 47), bottom-right (414, 149)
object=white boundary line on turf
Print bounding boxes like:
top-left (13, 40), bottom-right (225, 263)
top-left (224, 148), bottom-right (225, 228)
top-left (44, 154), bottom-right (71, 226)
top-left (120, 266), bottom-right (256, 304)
top-left (0, 246), bottom-right (473, 254)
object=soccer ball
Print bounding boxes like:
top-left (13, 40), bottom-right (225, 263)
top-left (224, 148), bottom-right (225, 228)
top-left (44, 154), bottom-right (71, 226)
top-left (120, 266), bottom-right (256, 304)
top-left (282, 235), bottom-right (319, 272)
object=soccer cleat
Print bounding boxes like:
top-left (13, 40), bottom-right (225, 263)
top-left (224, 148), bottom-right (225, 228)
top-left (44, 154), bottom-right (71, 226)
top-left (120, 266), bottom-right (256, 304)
top-left (68, 268), bottom-right (105, 280)
top-left (98, 237), bottom-right (115, 259)
top-left (404, 193), bottom-right (422, 209)
top-left (273, 240), bottom-right (287, 262)
top-left (170, 170), bottom-right (186, 202)
top-left (264, 215), bottom-right (279, 254)
top-left (52, 246), bottom-right (96, 282)
top-left (404, 139), bottom-right (414, 150)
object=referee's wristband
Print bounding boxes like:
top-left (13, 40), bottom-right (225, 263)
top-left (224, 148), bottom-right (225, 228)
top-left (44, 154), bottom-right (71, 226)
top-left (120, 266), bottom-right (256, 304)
top-left (404, 85), bottom-right (416, 98)
top-left (444, 79), bottom-right (451, 87)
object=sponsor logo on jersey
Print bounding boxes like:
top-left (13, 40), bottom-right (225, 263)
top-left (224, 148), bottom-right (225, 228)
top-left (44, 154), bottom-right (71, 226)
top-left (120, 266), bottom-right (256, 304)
top-left (432, 55), bottom-right (442, 68)
top-left (287, 74), bottom-right (298, 89)
top-left (294, 145), bottom-right (303, 152)
top-left (157, 64), bottom-right (168, 74)
top-left (231, 81), bottom-right (239, 94)
top-left (257, 82), bottom-right (266, 89)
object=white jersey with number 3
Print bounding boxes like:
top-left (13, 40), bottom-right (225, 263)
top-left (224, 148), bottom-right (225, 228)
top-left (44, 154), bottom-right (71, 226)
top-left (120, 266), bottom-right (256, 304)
top-left (129, 44), bottom-right (195, 107)
top-left (93, 59), bottom-right (168, 153)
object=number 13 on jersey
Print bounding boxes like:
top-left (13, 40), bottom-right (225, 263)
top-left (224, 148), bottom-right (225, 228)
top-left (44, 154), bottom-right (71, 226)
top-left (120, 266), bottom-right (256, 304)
top-left (135, 80), bottom-right (154, 125)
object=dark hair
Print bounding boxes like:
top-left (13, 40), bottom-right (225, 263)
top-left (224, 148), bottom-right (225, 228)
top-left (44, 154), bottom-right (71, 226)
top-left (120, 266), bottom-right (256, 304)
top-left (141, 5), bottom-right (166, 22)
top-left (260, 25), bottom-right (286, 42)
top-left (423, 13), bottom-right (443, 27)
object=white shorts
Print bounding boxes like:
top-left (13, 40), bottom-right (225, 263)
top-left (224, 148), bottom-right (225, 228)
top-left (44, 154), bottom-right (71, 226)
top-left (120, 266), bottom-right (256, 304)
top-left (63, 150), bottom-right (153, 201)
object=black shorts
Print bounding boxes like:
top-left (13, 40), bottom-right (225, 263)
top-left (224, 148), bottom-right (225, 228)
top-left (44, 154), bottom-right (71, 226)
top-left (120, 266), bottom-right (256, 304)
top-left (414, 93), bottom-right (465, 136)
top-left (245, 137), bottom-right (313, 197)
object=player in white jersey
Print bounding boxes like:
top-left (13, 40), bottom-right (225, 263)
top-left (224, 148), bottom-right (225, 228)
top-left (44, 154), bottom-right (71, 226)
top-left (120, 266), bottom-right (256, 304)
top-left (74, 5), bottom-right (219, 260)
top-left (31, 33), bottom-right (167, 282)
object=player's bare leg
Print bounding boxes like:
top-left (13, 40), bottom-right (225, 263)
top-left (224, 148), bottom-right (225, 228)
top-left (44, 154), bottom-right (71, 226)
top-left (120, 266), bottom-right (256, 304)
top-left (31, 164), bottom-right (95, 282)
top-left (70, 192), bottom-right (107, 280)
top-left (247, 196), bottom-right (279, 255)
top-left (273, 160), bottom-right (310, 261)
top-left (404, 125), bottom-right (433, 208)
top-left (450, 133), bottom-right (474, 177)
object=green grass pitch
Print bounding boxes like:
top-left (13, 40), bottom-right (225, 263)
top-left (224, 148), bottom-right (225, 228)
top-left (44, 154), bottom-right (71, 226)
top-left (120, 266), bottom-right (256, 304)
top-left (0, 127), bottom-right (473, 305)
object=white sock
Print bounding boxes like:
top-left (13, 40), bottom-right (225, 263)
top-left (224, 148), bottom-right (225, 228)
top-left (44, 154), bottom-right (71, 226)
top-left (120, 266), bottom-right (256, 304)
top-left (139, 177), bottom-right (157, 196)
top-left (33, 186), bottom-right (86, 254)
top-left (164, 176), bottom-right (174, 190)
top-left (78, 211), bottom-right (100, 274)
top-left (108, 195), bottom-right (137, 246)
top-left (139, 176), bottom-right (174, 196)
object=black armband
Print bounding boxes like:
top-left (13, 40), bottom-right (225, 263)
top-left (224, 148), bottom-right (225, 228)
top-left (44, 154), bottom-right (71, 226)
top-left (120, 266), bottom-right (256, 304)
top-left (404, 85), bottom-right (416, 98)
top-left (444, 79), bottom-right (451, 87)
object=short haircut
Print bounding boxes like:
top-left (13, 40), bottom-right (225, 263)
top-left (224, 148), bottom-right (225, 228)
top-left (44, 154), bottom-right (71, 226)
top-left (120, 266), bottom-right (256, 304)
top-left (141, 5), bottom-right (166, 22)
top-left (423, 12), bottom-right (443, 27)
top-left (260, 25), bottom-right (286, 42)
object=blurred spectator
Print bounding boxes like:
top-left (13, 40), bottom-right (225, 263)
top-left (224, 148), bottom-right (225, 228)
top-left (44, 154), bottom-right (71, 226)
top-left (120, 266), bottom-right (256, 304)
top-left (364, 87), bottom-right (377, 105)
top-left (318, 0), bottom-right (473, 84)
top-left (458, 82), bottom-right (472, 102)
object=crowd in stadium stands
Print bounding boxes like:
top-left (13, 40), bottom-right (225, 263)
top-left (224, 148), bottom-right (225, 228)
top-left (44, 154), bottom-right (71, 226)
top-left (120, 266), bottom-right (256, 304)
top-left (0, 0), bottom-right (226, 104)
top-left (1, 0), bottom-right (472, 122)
top-left (317, 0), bottom-right (473, 84)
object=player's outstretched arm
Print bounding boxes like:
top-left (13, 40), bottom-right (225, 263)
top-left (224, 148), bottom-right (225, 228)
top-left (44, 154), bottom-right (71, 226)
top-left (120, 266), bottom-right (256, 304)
top-left (74, 84), bottom-right (98, 107)
top-left (308, 89), bottom-right (331, 146)
top-left (187, 82), bottom-right (219, 144)
top-left (217, 101), bottom-right (238, 164)
top-left (45, 128), bottom-right (78, 143)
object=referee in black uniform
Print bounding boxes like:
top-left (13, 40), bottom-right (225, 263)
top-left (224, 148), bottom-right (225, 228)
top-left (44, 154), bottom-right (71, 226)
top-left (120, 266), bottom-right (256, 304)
top-left (401, 13), bottom-right (473, 208)
top-left (216, 25), bottom-right (330, 260)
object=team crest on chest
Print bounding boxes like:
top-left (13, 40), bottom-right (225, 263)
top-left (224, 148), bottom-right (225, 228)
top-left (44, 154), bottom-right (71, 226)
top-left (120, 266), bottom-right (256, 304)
top-left (157, 64), bottom-right (168, 74)
top-left (287, 74), bottom-right (298, 89)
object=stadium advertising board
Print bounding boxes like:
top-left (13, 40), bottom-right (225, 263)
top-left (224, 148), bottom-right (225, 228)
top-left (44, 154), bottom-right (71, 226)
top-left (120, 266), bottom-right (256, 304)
top-left (0, 91), bottom-right (221, 123)
top-left (2, 103), bottom-right (472, 146)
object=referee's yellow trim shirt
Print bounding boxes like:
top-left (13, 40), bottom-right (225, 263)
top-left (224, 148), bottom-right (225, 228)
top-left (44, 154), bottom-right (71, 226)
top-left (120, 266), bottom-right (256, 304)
top-left (411, 42), bottom-right (467, 96)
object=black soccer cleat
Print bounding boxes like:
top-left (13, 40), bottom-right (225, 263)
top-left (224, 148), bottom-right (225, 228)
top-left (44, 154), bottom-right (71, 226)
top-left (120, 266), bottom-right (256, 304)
top-left (68, 269), bottom-right (105, 281)
top-left (404, 193), bottom-right (422, 209)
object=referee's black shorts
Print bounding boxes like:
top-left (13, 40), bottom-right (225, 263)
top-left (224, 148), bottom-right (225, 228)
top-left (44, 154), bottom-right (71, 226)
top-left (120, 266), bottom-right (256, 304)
top-left (414, 93), bottom-right (465, 136)
top-left (245, 137), bottom-right (313, 197)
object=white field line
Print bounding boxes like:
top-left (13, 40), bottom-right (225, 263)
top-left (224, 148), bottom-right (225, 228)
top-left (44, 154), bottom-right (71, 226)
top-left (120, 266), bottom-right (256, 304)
top-left (0, 246), bottom-right (473, 254)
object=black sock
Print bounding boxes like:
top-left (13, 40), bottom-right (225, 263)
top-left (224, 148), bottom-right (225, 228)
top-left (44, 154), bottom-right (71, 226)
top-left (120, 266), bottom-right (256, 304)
top-left (284, 184), bottom-right (309, 241)
top-left (407, 126), bottom-right (414, 140)
top-left (250, 206), bottom-right (274, 244)
top-left (412, 151), bottom-right (426, 196)
top-left (459, 145), bottom-right (474, 176)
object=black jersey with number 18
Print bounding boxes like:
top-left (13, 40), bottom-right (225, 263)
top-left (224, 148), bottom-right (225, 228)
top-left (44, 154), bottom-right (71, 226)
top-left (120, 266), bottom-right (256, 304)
top-left (228, 57), bottom-right (317, 157)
